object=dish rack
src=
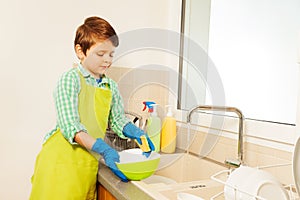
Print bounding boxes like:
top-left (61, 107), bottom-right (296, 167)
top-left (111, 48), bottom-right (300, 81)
top-left (210, 163), bottom-right (298, 200)
top-left (104, 111), bottom-right (143, 151)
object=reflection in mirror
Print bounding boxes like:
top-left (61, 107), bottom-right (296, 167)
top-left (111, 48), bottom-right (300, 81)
top-left (179, 0), bottom-right (300, 124)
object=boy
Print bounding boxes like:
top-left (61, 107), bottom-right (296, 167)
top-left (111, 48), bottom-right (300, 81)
top-left (30, 16), bottom-right (154, 200)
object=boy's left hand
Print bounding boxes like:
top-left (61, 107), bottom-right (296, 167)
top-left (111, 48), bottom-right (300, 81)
top-left (91, 138), bottom-right (128, 182)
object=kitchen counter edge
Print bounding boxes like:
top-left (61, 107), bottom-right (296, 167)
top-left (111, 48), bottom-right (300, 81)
top-left (97, 163), bottom-right (155, 200)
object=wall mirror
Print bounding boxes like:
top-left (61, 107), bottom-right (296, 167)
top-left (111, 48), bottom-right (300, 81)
top-left (178, 0), bottom-right (300, 125)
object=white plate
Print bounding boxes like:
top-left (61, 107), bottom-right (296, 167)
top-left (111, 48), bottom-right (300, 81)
top-left (239, 178), bottom-right (289, 200)
top-left (293, 136), bottom-right (300, 195)
top-left (257, 182), bottom-right (289, 200)
top-left (118, 148), bottom-right (160, 163)
top-left (224, 166), bottom-right (257, 199)
top-left (224, 166), bottom-right (289, 200)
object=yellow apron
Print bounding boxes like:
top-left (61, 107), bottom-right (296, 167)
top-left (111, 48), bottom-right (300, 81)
top-left (30, 72), bottom-right (112, 200)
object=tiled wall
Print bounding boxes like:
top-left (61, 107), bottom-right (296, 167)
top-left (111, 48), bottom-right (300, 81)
top-left (176, 125), bottom-right (294, 186)
top-left (106, 66), bottom-right (170, 123)
top-left (107, 66), bottom-right (295, 187)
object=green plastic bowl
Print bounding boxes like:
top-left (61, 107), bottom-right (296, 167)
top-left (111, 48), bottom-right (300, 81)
top-left (116, 149), bottom-right (161, 181)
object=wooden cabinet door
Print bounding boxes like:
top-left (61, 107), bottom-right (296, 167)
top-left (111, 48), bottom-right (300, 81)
top-left (98, 184), bottom-right (117, 200)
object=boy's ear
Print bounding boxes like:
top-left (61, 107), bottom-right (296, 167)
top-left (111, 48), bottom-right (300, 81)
top-left (75, 44), bottom-right (85, 60)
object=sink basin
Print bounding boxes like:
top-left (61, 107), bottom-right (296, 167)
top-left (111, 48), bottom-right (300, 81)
top-left (132, 153), bottom-right (227, 200)
top-left (155, 153), bottom-right (226, 183)
top-left (177, 192), bottom-right (204, 200)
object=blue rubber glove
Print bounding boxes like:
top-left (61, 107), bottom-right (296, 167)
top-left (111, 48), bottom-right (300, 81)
top-left (122, 122), bottom-right (155, 156)
top-left (92, 138), bottom-right (128, 182)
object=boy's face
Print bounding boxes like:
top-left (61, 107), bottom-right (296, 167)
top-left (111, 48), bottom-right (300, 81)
top-left (77, 40), bottom-right (115, 78)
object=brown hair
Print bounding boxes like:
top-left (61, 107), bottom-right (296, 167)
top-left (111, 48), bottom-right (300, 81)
top-left (74, 16), bottom-right (119, 55)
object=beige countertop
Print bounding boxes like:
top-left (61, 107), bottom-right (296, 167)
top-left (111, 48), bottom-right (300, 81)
top-left (97, 163), bottom-right (155, 200)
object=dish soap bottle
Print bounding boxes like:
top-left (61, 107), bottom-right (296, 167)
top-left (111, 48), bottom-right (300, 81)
top-left (161, 105), bottom-right (176, 153)
top-left (143, 101), bottom-right (161, 152)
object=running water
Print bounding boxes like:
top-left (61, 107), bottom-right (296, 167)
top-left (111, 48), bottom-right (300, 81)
top-left (186, 122), bottom-right (191, 155)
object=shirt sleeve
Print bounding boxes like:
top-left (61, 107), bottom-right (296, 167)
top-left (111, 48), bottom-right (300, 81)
top-left (108, 80), bottom-right (131, 139)
top-left (54, 71), bottom-right (86, 144)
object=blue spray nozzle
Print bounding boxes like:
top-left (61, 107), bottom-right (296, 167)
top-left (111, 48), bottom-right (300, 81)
top-left (142, 101), bottom-right (156, 113)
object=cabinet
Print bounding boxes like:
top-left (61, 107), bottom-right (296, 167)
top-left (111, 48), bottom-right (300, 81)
top-left (98, 184), bottom-right (117, 200)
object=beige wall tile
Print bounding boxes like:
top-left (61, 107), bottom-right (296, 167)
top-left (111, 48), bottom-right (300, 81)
top-left (177, 127), bottom-right (294, 187)
top-left (107, 66), bottom-right (170, 128)
top-left (274, 149), bottom-right (293, 161)
top-left (244, 151), bottom-right (258, 167)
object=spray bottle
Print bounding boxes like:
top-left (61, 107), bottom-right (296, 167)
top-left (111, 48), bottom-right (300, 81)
top-left (161, 105), bottom-right (177, 153)
top-left (143, 101), bottom-right (161, 152)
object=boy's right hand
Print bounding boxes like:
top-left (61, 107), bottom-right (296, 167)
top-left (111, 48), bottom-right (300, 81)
top-left (122, 122), bottom-right (155, 154)
top-left (91, 138), bottom-right (128, 182)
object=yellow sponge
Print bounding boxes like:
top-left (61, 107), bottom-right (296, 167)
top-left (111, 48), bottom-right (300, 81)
top-left (135, 135), bottom-right (151, 152)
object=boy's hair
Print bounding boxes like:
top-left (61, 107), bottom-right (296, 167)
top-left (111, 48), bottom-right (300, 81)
top-left (74, 16), bottom-right (119, 55)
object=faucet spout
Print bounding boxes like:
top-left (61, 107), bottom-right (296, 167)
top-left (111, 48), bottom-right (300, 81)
top-left (187, 105), bottom-right (244, 164)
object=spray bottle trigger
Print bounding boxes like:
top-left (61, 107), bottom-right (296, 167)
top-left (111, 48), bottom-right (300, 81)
top-left (142, 103), bottom-right (147, 111)
top-left (142, 101), bottom-right (156, 112)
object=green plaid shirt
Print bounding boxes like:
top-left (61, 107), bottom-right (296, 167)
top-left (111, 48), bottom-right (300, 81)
top-left (44, 63), bottom-right (130, 144)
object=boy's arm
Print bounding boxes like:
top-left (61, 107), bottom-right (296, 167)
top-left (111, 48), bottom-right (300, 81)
top-left (108, 81), bottom-right (130, 138)
top-left (54, 71), bottom-right (87, 144)
top-left (74, 131), bottom-right (95, 149)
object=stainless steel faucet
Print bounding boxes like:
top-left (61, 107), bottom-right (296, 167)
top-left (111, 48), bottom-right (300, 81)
top-left (187, 105), bottom-right (244, 166)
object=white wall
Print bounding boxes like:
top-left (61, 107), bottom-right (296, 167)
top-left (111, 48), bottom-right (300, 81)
top-left (0, 0), bottom-right (181, 199)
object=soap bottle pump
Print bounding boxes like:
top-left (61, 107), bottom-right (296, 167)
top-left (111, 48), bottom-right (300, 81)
top-left (142, 101), bottom-right (161, 152)
top-left (161, 105), bottom-right (177, 153)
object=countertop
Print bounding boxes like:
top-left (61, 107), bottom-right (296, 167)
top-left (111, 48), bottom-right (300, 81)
top-left (97, 162), bottom-right (155, 200)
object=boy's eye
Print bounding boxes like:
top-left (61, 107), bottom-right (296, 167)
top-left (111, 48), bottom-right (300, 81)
top-left (96, 52), bottom-right (114, 57)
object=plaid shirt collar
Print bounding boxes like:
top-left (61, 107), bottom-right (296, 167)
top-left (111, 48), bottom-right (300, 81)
top-left (77, 62), bottom-right (109, 85)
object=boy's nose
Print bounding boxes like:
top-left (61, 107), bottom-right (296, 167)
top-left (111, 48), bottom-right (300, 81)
top-left (104, 59), bottom-right (111, 65)
top-left (103, 55), bottom-right (112, 64)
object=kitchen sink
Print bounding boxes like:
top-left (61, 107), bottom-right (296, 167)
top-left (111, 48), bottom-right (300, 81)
top-left (155, 153), bottom-right (226, 183)
top-left (132, 153), bottom-right (228, 200)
